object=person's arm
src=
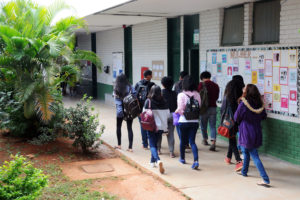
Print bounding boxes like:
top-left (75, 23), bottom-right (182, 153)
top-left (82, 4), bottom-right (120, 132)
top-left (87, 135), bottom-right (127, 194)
top-left (216, 84), bottom-right (220, 101)
top-left (175, 93), bottom-right (185, 115)
top-left (131, 85), bottom-right (137, 97)
top-left (220, 97), bottom-right (227, 115)
top-left (234, 102), bottom-right (245, 124)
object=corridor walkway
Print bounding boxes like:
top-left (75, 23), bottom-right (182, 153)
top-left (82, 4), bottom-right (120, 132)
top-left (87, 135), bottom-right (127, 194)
top-left (64, 98), bottom-right (300, 200)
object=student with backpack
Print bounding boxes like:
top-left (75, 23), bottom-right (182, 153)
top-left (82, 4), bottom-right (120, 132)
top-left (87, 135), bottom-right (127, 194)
top-left (135, 70), bottom-right (155, 149)
top-left (221, 80), bottom-right (243, 171)
top-left (159, 76), bottom-right (177, 158)
top-left (174, 71), bottom-right (188, 95)
top-left (142, 85), bottom-right (170, 174)
top-left (175, 76), bottom-right (201, 170)
top-left (198, 71), bottom-right (219, 151)
top-left (114, 74), bottom-right (137, 152)
top-left (234, 84), bottom-right (270, 187)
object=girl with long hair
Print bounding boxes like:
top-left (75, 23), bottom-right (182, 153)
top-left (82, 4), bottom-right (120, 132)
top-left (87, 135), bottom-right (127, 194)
top-left (143, 85), bottom-right (170, 174)
top-left (221, 79), bottom-right (243, 171)
top-left (114, 74), bottom-right (136, 151)
top-left (175, 75), bottom-right (201, 170)
top-left (234, 84), bottom-right (270, 187)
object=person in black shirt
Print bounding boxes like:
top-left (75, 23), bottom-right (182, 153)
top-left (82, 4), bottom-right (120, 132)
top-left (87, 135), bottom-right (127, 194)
top-left (174, 71), bottom-right (188, 95)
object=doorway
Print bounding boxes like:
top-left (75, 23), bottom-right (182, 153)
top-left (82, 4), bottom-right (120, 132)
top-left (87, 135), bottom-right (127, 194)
top-left (188, 49), bottom-right (199, 85)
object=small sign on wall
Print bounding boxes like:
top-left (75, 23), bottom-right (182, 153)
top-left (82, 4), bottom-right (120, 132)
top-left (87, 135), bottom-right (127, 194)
top-left (152, 61), bottom-right (164, 80)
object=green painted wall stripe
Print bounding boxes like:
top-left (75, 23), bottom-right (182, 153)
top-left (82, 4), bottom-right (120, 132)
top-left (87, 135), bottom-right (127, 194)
top-left (97, 82), bottom-right (113, 100)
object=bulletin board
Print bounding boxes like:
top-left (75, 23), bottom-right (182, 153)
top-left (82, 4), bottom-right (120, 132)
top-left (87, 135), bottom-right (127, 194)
top-left (206, 47), bottom-right (299, 118)
top-left (152, 60), bottom-right (164, 80)
top-left (112, 52), bottom-right (124, 81)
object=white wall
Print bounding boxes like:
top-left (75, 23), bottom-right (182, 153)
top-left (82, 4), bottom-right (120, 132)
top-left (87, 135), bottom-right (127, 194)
top-left (132, 19), bottom-right (168, 85)
top-left (96, 28), bottom-right (124, 86)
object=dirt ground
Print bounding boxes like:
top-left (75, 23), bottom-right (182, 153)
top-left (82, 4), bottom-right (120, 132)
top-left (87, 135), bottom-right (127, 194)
top-left (0, 134), bottom-right (187, 200)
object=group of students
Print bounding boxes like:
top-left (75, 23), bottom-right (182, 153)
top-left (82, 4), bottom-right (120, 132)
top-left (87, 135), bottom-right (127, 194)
top-left (113, 69), bottom-right (270, 187)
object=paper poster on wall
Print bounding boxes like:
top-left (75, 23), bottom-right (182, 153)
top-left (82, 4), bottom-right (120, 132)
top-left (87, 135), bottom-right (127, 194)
top-left (289, 88), bottom-right (297, 103)
top-left (245, 59), bottom-right (251, 75)
top-left (288, 49), bottom-right (297, 67)
top-left (273, 66), bottom-right (280, 84)
top-left (280, 50), bottom-right (289, 67)
top-left (141, 66), bottom-right (149, 80)
top-left (265, 59), bottom-right (273, 76)
top-left (112, 52), bottom-right (123, 81)
top-left (227, 65), bottom-right (233, 77)
top-left (200, 61), bottom-right (206, 73)
top-left (258, 69), bottom-right (264, 81)
top-left (233, 66), bottom-right (239, 75)
top-left (257, 83), bottom-right (264, 95)
top-left (288, 68), bottom-right (297, 86)
top-left (273, 84), bottom-right (280, 92)
top-left (273, 50), bottom-right (281, 66)
top-left (264, 93), bottom-right (273, 110)
top-left (264, 76), bottom-right (273, 93)
top-left (273, 91), bottom-right (281, 102)
top-left (258, 53), bottom-right (265, 68)
top-left (152, 61), bottom-right (164, 80)
top-left (252, 70), bottom-right (258, 84)
top-left (212, 53), bottom-right (217, 64)
top-left (217, 63), bottom-right (222, 74)
top-left (279, 67), bottom-right (288, 85)
top-left (281, 95), bottom-right (289, 112)
top-left (222, 54), bottom-right (227, 63)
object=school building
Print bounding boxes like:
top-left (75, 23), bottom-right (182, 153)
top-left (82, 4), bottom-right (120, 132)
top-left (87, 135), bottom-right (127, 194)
top-left (75, 0), bottom-right (300, 165)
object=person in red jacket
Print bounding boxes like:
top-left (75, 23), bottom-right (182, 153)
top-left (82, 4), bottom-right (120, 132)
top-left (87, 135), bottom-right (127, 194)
top-left (198, 71), bottom-right (219, 151)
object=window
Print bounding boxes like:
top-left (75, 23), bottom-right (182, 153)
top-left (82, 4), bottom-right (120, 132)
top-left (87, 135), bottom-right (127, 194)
top-left (221, 5), bottom-right (244, 46)
top-left (252, 0), bottom-right (280, 44)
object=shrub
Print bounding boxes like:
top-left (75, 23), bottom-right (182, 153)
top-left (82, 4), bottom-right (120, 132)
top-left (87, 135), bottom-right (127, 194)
top-left (63, 95), bottom-right (105, 152)
top-left (0, 154), bottom-right (48, 200)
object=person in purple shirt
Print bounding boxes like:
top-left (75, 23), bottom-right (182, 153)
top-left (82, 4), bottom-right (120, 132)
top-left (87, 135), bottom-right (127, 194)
top-left (234, 84), bottom-right (270, 187)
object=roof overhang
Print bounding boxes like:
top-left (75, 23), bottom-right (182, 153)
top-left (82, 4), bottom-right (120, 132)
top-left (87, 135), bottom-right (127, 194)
top-left (78, 0), bottom-right (256, 33)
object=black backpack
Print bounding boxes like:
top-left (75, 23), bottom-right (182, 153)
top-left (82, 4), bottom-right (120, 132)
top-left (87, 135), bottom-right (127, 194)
top-left (137, 84), bottom-right (149, 107)
top-left (123, 88), bottom-right (140, 120)
top-left (199, 82), bottom-right (209, 115)
top-left (184, 94), bottom-right (200, 120)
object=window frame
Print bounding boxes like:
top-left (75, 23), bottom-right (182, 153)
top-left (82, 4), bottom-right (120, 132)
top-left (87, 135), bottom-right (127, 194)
top-left (252, 0), bottom-right (281, 45)
top-left (221, 4), bottom-right (245, 47)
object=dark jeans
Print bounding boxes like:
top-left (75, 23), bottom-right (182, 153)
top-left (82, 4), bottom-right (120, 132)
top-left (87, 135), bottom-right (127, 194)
top-left (200, 107), bottom-right (217, 141)
top-left (117, 117), bottom-right (133, 149)
top-left (241, 146), bottom-right (270, 184)
top-left (147, 130), bottom-right (162, 163)
top-left (178, 122), bottom-right (199, 162)
top-left (227, 136), bottom-right (242, 162)
top-left (138, 117), bottom-right (148, 148)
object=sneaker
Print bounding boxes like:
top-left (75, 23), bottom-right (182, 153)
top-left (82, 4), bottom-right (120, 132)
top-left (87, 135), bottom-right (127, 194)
top-left (158, 149), bottom-right (162, 155)
top-left (224, 157), bottom-right (232, 165)
top-left (209, 144), bottom-right (216, 151)
top-left (236, 171), bottom-right (247, 177)
top-left (235, 161), bottom-right (243, 172)
top-left (150, 162), bottom-right (156, 168)
top-left (257, 181), bottom-right (271, 188)
top-left (157, 161), bottom-right (165, 174)
top-left (202, 140), bottom-right (209, 146)
top-left (170, 152), bottom-right (176, 158)
top-left (179, 158), bottom-right (186, 164)
top-left (186, 145), bottom-right (191, 149)
top-left (191, 161), bottom-right (199, 170)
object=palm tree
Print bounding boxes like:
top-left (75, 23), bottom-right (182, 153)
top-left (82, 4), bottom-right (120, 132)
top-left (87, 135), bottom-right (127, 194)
top-left (0, 0), bottom-right (102, 124)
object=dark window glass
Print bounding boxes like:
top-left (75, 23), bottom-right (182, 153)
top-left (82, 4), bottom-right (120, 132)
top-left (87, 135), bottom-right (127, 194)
top-left (253, 0), bottom-right (280, 44)
top-left (222, 5), bottom-right (244, 46)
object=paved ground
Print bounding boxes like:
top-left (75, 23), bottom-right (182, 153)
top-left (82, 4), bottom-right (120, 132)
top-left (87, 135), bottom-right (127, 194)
top-left (64, 98), bottom-right (300, 200)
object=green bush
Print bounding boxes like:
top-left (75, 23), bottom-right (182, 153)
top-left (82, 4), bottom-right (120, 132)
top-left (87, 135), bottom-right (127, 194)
top-left (63, 95), bottom-right (105, 152)
top-left (0, 155), bottom-right (48, 200)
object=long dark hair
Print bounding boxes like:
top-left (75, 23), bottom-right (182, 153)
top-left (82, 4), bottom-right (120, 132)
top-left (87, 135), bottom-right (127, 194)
top-left (182, 75), bottom-right (197, 92)
top-left (243, 84), bottom-right (263, 108)
top-left (225, 79), bottom-right (244, 107)
top-left (148, 85), bottom-right (163, 101)
top-left (114, 74), bottom-right (130, 99)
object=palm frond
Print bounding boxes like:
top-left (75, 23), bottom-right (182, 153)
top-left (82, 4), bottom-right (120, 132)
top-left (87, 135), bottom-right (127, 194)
top-left (52, 16), bottom-right (86, 33)
top-left (73, 49), bottom-right (102, 72)
top-left (45, 0), bottom-right (72, 25)
top-left (35, 88), bottom-right (55, 123)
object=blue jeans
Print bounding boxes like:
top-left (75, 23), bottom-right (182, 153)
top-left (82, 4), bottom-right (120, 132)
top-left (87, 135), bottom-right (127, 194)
top-left (138, 117), bottom-right (148, 148)
top-left (178, 123), bottom-right (199, 162)
top-left (147, 131), bottom-right (162, 163)
top-left (176, 125), bottom-right (181, 138)
top-left (200, 107), bottom-right (217, 141)
top-left (241, 146), bottom-right (270, 184)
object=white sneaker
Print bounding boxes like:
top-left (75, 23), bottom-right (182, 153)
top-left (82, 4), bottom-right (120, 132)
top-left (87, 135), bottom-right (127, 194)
top-left (150, 162), bottom-right (156, 168)
top-left (157, 160), bottom-right (165, 174)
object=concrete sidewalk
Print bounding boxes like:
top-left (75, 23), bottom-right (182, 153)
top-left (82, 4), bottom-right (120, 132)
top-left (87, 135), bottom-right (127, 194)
top-left (64, 98), bottom-right (300, 200)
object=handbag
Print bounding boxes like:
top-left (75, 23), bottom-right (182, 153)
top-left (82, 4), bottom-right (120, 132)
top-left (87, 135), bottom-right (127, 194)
top-left (172, 113), bottom-right (180, 126)
top-left (140, 99), bottom-right (157, 132)
top-left (218, 100), bottom-right (235, 138)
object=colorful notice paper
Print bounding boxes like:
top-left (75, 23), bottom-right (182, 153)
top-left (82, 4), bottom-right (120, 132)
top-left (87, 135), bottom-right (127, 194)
top-left (258, 53), bottom-right (265, 68)
top-left (258, 69), bottom-right (264, 81)
top-left (264, 93), bottom-right (273, 110)
top-left (222, 54), bottom-right (227, 63)
top-left (273, 92), bottom-right (280, 102)
top-left (265, 59), bottom-right (273, 76)
top-left (281, 95), bottom-right (289, 112)
top-left (273, 50), bottom-right (281, 66)
top-left (288, 68), bottom-right (297, 86)
top-left (273, 84), bottom-right (281, 92)
top-left (245, 59), bottom-right (251, 75)
top-left (252, 71), bottom-right (258, 84)
top-left (217, 63), bottom-right (222, 74)
top-left (279, 67), bottom-right (288, 85)
top-left (264, 76), bottom-right (273, 93)
top-left (273, 66), bottom-right (280, 84)
top-left (288, 49), bottom-right (297, 68)
top-left (212, 53), bottom-right (217, 64)
top-left (227, 65), bottom-right (233, 77)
